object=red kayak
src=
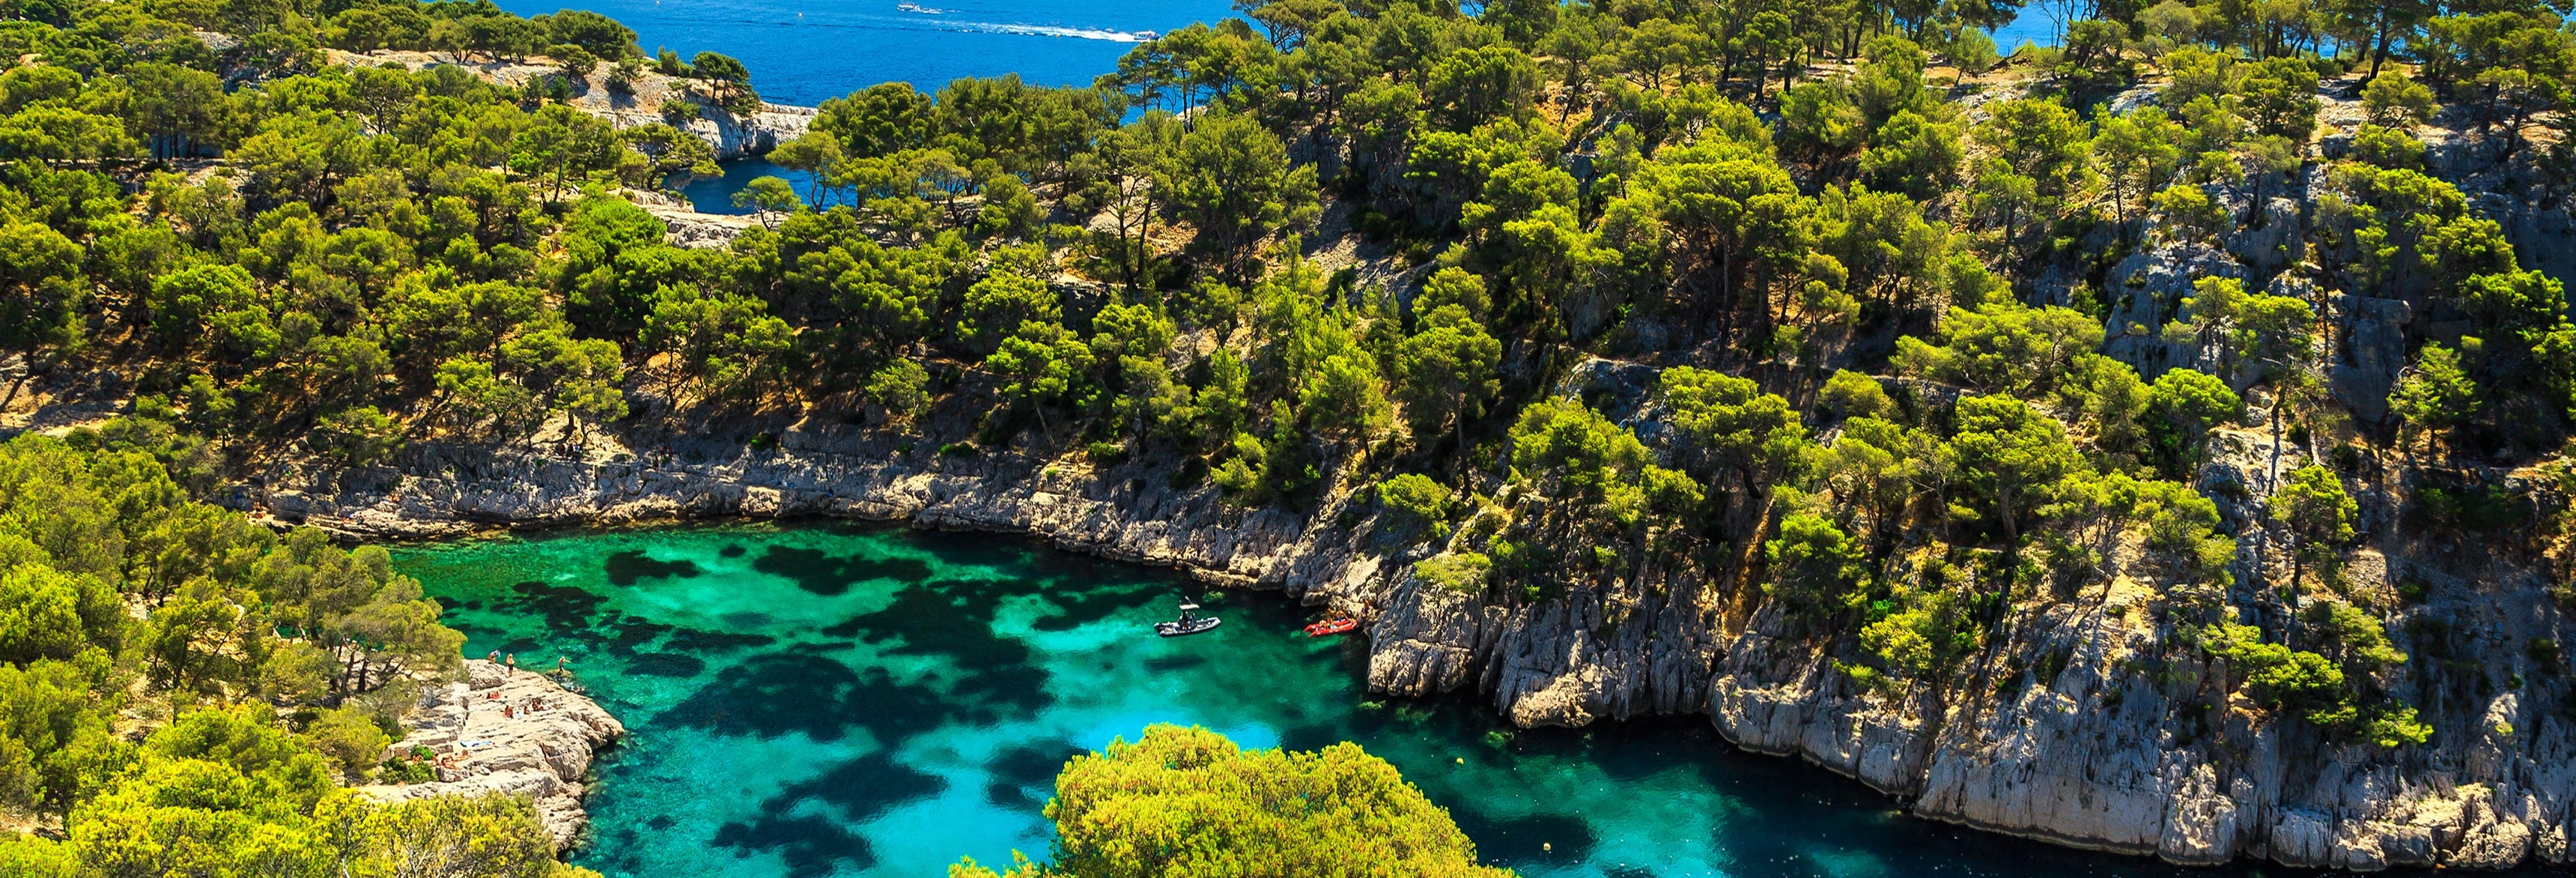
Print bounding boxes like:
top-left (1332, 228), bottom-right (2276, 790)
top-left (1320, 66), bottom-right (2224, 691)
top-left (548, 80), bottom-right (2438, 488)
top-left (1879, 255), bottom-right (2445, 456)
top-left (1303, 617), bottom-right (1358, 637)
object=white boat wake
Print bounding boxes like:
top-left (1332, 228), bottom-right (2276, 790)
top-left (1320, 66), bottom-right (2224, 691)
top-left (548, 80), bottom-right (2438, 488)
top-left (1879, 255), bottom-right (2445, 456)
top-left (952, 19), bottom-right (1154, 42)
top-left (690, 7), bottom-right (1164, 44)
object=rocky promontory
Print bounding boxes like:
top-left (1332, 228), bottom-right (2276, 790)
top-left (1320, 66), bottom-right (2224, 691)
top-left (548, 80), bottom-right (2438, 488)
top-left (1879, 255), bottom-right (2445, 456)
top-left (361, 659), bottom-right (626, 848)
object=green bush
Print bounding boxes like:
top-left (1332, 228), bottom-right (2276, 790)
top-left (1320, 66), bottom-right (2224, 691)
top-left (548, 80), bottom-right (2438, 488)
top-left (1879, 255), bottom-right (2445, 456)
top-left (1412, 551), bottom-right (1492, 594)
top-left (1377, 473), bottom-right (1455, 539)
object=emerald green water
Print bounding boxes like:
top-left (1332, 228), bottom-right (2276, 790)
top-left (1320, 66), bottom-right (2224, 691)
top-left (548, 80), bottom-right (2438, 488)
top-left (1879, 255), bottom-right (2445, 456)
top-left (397, 524), bottom-right (2314, 878)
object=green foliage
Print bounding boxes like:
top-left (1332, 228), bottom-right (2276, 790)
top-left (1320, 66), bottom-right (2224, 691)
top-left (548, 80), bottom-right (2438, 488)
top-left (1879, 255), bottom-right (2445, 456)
top-left (866, 360), bottom-right (934, 424)
top-left (1659, 366), bottom-right (1805, 496)
top-left (1947, 394), bottom-right (2085, 540)
top-left (1396, 305), bottom-right (1501, 446)
top-left (2202, 618), bottom-right (2428, 746)
top-left (1764, 514), bottom-right (1865, 624)
top-left (1377, 473), bottom-right (1456, 539)
top-left (953, 725), bottom-right (1513, 878)
top-left (1414, 551), bottom-right (1494, 594)
top-left (1894, 300), bottom-right (2105, 396)
top-left (2361, 72), bottom-right (2435, 127)
top-left (16, 705), bottom-right (585, 878)
top-left (297, 706), bottom-right (389, 781)
top-left (1860, 581), bottom-right (1977, 680)
top-left (2389, 343), bottom-right (2478, 444)
top-left (2276, 461), bottom-right (2360, 584)
top-left (1820, 370), bottom-right (1893, 420)
top-left (1508, 398), bottom-right (1698, 529)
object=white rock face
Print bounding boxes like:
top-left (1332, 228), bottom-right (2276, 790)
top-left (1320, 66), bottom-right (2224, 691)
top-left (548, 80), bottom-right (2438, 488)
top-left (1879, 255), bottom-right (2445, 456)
top-left (362, 660), bottom-right (627, 848)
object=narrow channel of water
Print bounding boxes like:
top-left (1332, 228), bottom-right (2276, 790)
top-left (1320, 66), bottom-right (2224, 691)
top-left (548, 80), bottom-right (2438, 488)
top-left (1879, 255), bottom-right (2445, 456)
top-left (398, 523), bottom-right (2323, 878)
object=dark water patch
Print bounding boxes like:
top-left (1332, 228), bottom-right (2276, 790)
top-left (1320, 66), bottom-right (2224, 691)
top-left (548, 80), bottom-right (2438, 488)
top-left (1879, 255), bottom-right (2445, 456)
top-left (710, 813), bottom-right (876, 877)
top-left (500, 581), bottom-right (608, 633)
top-left (604, 615), bottom-right (678, 657)
top-left (709, 754), bottom-right (948, 877)
top-left (606, 550), bottom-right (704, 586)
top-left (982, 739), bottom-right (1079, 808)
top-left (754, 545), bottom-right (933, 596)
top-left (656, 647), bottom-right (952, 744)
top-left (602, 615), bottom-right (675, 649)
top-left (646, 815), bottom-right (676, 831)
top-left (1141, 655), bottom-right (1206, 673)
top-left (719, 611), bottom-right (774, 629)
top-left (1026, 578), bottom-right (1165, 632)
top-left (446, 621), bottom-right (508, 640)
top-left (719, 544), bottom-right (747, 558)
top-left (776, 751), bottom-right (948, 820)
top-left (625, 653), bottom-right (708, 677)
top-left (449, 599), bottom-right (485, 611)
top-left (1275, 721), bottom-right (1346, 755)
top-left (819, 577), bottom-right (1056, 722)
top-left (1452, 811), bottom-right (1597, 866)
top-left (666, 627), bottom-right (778, 653)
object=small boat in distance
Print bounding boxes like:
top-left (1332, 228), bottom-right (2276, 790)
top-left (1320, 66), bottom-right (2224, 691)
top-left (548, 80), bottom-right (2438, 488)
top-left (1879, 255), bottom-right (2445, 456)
top-left (1155, 602), bottom-right (1221, 637)
top-left (1304, 617), bottom-right (1358, 638)
top-left (896, 2), bottom-right (941, 13)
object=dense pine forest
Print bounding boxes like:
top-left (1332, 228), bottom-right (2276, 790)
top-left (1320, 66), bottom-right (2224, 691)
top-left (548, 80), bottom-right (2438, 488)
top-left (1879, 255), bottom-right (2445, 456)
top-left (2, 0), bottom-right (2575, 871)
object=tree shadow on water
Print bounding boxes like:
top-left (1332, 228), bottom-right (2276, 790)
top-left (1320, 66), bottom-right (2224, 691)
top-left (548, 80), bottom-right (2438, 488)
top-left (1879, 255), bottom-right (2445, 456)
top-left (606, 550), bottom-right (704, 586)
top-left (753, 545), bottom-right (934, 596)
top-left (815, 578), bottom-right (1054, 722)
top-left (654, 646), bottom-right (958, 745)
top-left (497, 581), bottom-right (608, 634)
top-left (711, 751), bottom-right (950, 877)
top-left (982, 738), bottom-right (1083, 808)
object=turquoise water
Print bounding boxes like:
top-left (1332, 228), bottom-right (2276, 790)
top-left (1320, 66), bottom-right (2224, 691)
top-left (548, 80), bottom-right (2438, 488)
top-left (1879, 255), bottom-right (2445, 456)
top-left (399, 523), bottom-right (2328, 878)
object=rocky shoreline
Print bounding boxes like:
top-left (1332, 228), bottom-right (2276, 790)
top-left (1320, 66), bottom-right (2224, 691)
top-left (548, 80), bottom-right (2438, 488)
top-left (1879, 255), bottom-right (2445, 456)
top-left (360, 659), bottom-right (627, 849)
top-left (252, 391), bottom-right (2576, 873)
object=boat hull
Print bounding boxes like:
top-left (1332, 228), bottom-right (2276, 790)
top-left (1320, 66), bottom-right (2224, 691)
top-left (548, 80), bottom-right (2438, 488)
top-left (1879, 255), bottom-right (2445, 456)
top-left (1155, 617), bottom-right (1221, 637)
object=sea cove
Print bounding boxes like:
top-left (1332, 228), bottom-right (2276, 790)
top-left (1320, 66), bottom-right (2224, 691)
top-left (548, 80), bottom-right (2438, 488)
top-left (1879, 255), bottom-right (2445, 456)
top-left (404, 524), bottom-right (2335, 878)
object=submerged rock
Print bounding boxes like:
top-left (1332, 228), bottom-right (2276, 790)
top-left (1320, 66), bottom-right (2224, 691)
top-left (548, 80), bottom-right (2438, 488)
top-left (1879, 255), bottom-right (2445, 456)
top-left (361, 659), bottom-right (627, 849)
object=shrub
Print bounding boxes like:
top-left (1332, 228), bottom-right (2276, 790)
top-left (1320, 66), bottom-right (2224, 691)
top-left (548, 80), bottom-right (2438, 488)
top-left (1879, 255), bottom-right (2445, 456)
top-left (1412, 551), bottom-right (1492, 594)
top-left (1377, 473), bottom-right (1455, 539)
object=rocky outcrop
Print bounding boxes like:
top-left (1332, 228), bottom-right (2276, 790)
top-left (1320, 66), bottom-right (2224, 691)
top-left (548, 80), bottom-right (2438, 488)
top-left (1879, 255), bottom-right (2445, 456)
top-left (361, 660), bottom-right (625, 848)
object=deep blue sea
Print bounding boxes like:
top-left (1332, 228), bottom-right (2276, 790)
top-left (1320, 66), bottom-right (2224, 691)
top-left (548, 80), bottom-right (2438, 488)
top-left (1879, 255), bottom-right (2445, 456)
top-left (492, 0), bottom-right (1233, 104)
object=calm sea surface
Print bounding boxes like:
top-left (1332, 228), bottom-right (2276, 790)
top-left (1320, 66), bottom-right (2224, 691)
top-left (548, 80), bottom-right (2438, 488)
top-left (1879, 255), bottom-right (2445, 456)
top-left (399, 524), bottom-right (2351, 878)
top-left (490, 0), bottom-right (1233, 103)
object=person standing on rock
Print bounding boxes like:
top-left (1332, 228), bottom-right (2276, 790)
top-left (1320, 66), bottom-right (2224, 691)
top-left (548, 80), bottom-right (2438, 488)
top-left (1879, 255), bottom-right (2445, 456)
top-left (487, 650), bottom-right (500, 663)
top-left (505, 653), bottom-right (517, 675)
